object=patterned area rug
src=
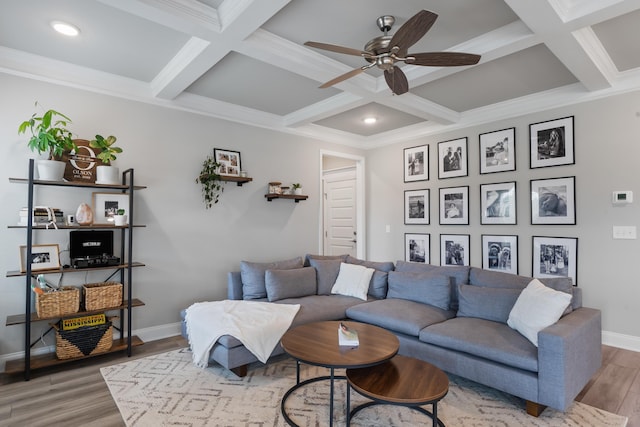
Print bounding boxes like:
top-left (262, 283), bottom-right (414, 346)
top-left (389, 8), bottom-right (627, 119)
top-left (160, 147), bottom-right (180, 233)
top-left (101, 348), bottom-right (627, 427)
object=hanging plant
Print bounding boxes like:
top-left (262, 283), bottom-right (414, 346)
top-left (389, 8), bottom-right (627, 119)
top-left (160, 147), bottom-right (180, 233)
top-left (196, 154), bottom-right (224, 208)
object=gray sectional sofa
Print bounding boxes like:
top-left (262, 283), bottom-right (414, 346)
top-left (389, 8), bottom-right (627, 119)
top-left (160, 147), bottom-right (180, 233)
top-left (181, 254), bottom-right (601, 415)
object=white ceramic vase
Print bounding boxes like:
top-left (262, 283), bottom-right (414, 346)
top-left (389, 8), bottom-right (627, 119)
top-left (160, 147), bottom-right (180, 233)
top-left (96, 165), bottom-right (120, 185)
top-left (114, 215), bottom-right (127, 226)
top-left (36, 159), bottom-right (66, 181)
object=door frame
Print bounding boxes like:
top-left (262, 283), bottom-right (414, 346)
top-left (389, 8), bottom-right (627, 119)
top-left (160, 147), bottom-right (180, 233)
top-left (319, 149), bottom-right (366, 258)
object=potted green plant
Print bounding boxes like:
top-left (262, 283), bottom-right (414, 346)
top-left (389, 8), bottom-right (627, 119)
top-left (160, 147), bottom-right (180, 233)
top-left (18, 103), bottom-right (77, 181)
top-left (114, 208), bottom-right (127, 226)
top-left (196, 154), bottom-right (224, 208)
top-left (89, 134), bottom-right (123, 184)
top-left (292, 182), bottom-right (303, 195)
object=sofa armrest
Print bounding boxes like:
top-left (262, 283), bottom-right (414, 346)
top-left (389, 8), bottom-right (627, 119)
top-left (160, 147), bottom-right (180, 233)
top-left (228, 272), bottom-right (243, 300)
top-left (537, 307), bottom-right (602, 411)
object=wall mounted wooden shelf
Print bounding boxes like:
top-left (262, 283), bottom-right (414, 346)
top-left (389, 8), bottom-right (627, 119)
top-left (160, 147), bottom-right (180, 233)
top-left (219, 175), bottom-right (253, 186)
top-left (265, 194), bottom-right (308, 202)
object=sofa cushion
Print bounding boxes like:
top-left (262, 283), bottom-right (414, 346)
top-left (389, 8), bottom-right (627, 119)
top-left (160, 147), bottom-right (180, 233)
top-left (276, 294), bottom-right (365, 327)
top-left (469, 267), bottom-right (574, 314)
top-left (346, 255), bottom-right (395, 272)
top-left (308, 258), bottom-right (341, 295)
top-left (387, 271), bottom-right (451, 311)
top-left (507, 279), bottom-right (572, 346)
top-left (346, 256), bottom-right (394, 299)
top-left (240, 257), bottom-right (304, 300)
top-left (457, 283), bottom-right (521, 324)
top-left (394, 261), bottom-right (470, 310)
top-left (265, 267), bottom-right (317, 302)
top-left (346, 298), bottom-right (454, 337)
top-left (304, 253), bottom-right (348, 267)
top-left (419, 317), bottom-right (539, 372)
top-left (331, 262), bottom-right (374, 301)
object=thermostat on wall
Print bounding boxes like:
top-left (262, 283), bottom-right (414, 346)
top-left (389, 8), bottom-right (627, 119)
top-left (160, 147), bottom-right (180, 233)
top-left (612, 191), bottom-right (633, 205)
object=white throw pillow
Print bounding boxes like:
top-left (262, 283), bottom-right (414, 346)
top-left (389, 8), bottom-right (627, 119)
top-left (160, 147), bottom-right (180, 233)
top-left (330, 262), bottom-right (374, 301)
top-left (507, 279), bottom-right (572, 346)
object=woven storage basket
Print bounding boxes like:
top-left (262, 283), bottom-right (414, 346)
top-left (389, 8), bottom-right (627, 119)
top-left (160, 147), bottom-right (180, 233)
top-left (36, 286), bottom-right (80, 318)
top-left (83, 282), bottom-right (123, 311)
top-left (55, 320), bottom-right (113, 360)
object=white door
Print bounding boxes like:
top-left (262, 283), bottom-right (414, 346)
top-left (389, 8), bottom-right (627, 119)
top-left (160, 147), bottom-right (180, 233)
top-left (323, 169), bottom-right (357, 256)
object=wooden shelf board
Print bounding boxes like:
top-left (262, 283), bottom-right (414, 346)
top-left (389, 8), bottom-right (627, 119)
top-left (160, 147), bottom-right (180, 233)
top-left (265, 193), bottom-right (308, 202)
top-left (3, 336), bottom-right (144, 374)
top-left (9, 177), bottom-right (146, 190)
top-left (8, 224), bottom-right (146, 229)
top-left (6, 299), bottom-right (145, 325)
top-left (6, 262), bottom-right (145, 278)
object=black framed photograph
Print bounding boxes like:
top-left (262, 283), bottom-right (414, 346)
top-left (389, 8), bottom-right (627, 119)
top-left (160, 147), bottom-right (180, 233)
top-left (440, 234), bottom-right (470, 266)
top-left (531, 176), bottom-right (576, 225)
top-left (532, 236), bottom-right (578, 285)
top-left (480, 181), bottom-right (517, 225)
top-left (405, 233), bottom-right (430, 264)
top-left (214, 148), bottom-right (241, 177)
top-left (482, 235), bottom-right (518, 275)
top-left (479, 127), bottom-right (516, 174)
top-left (404, 189), bottom-right (429, 225)
top-left (439, 186), bottom-right (469, 225)
top-left (404, 144), bottom-right (429, 182)
top-left (92, 192), bottom-right (130, 225)
top-left (529, 116), bottom-right (574, 168)
top-left (19, 244), bottom-right (61, 273)
top-left (438, 137), bottom-right (468, 179)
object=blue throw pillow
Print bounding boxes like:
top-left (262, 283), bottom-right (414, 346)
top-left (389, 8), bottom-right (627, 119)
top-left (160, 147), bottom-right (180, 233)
top-left (265, 267), bottom-right (317, 302)
top-left (309, 258), bottom-right (342, 295)
top-left (240, 257), bottom-right (304, 300)
top-left (387, 271), bottom-right (451, 311)
top-left (457, 283), bottom-right (522, 324)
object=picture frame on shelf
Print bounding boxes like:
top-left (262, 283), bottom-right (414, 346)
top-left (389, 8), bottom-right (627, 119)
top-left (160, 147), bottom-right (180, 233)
top-left (92, 192), bottom-right (130, 225)
top-left (405, 233), bottom-right (430, 264)
top-left (480, 181), bottom-right (517, 225)
top-left (19, 244), bottom-right (60, 272)
top-left (439, 186), bottom-right (469, 225)
top-left (529, 116), bottom-right (574, 168)
top-left (532, 236), bottom-right (578, 285)
top-left (404, 189), bottom-right (429, 225)
top-left (403, 144), bottom-right (429, 182)
top-left (213, 148), bottom-right (241, 177)
top-left (440, 234), bottom-right (470, 266)
top-left (530, 176), bottom-right (576, 225)
top-left (479, 127), bottom-right (516, 174)
top-left (481, 234), bottom-right (518, 275)
top-left (438, 137), bottom-right (468, 179)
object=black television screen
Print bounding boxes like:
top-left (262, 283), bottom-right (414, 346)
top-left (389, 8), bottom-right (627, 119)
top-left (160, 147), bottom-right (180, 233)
top-left (69, 230), bottom-right (114, 259)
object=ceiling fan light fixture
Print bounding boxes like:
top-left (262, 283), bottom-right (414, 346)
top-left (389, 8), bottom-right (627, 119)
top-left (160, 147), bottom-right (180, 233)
top-left (50, 21), bottom-right (80, 37)
top-left (363, 117), bottom-right (377, 125)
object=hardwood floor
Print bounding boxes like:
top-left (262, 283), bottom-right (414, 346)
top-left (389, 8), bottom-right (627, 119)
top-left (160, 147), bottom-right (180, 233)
top-left (0, 339), bottom-right (638, 426)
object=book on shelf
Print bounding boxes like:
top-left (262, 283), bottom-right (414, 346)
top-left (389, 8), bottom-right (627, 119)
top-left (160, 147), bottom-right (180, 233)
top-left (338, 322), bottom-right (359, 346)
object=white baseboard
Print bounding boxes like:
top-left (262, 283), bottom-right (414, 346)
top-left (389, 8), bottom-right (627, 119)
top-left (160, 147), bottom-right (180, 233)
top-left (0, 322), bottom-right (184, 373)
top-left (3, 324), bottom-right (638, 373)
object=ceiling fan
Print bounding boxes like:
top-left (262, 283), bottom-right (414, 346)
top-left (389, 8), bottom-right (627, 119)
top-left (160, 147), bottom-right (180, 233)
top-left (304, 10), bottom-right (481, 95)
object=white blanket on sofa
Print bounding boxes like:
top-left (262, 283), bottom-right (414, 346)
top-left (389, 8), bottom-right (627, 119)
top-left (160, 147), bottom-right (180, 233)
top-left (185, 300), bottom-right (300, 368)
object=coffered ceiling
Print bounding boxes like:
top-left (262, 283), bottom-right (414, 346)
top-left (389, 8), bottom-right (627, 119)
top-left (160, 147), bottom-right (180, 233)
top-left (1, 0), bottom-right (640, 148)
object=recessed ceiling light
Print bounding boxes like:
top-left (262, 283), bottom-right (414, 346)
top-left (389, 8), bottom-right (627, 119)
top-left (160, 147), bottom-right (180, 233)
top-left (363, 117), bottom-right (377, 124)
top-left (50, 21), bottom-right (80, 37)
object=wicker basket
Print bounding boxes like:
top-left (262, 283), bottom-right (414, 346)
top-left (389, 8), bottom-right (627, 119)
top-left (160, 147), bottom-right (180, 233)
top-left (36, 286), bottom-right (80, 318)
top-left (83, 282), bottom-right (123, 311)
top-left (54, 320), bottom-right (113, 360)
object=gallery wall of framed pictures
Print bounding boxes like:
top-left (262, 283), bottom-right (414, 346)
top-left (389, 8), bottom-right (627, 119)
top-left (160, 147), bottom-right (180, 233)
top-left (401, 115), bottom-right (578, 284)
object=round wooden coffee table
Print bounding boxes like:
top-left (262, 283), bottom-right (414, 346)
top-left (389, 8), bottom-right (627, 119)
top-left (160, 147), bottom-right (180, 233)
top-left (346, 355), bottom-right (449, 426)
top-left (280, 321), bottom-right (399, 427)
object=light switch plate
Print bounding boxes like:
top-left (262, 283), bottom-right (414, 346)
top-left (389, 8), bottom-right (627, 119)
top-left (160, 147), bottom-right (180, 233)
top-left (613, 226), bottom-right (637, 239)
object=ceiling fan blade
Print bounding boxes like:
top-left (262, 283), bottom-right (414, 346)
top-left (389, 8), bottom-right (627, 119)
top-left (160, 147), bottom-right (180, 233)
top-left (304, 41), bottom-right (370, 57)
top-left (389, 10), bottom-right (438, 53)
top-left (406, 52), bottom-right (481, 67)
top-left (319, 67), bottom-right (366, 88)
top-left (384, 66), bottom-right (409, 95)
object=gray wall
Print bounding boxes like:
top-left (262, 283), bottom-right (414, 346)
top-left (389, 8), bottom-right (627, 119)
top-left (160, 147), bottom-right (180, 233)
top-left (366, 90), bottom-right (640, 345)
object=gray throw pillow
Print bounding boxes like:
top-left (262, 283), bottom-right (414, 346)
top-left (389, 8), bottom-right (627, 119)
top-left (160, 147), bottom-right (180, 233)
top-left (265, 267), bottom-right (317, 302)
top-left (346, 256), bottom-right (394, 299)
top-left (308, 258), bottom-right (342, 295)
top-left (346, 255), bottom-right (395, 272)
top-left (457, 283), bottom-right (522, 324)
top-left (304, 253), bottom-right (348, 267)
top-left (240, 257), bottom-right (304, 300)
top-left (395, 261), bottom-right (470, 310)
top-left (387, 271), bottom-right (451, 311)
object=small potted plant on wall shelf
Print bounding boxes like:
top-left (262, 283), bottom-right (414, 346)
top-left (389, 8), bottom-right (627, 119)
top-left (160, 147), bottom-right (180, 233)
top-left (196, 154), bottom-right (224, 208)
top-left (114, 208), bottom-right (127, 226)
top-left (18, 102), bottom-right (77, 181)
top-left (89, 134), bottom-right (123, 185)
top-left (292, 183), bottom-right (303, 195)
